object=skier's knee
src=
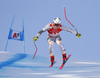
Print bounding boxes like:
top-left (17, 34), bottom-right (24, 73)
top-left (60, 44), bottom-right (66, 51)
top-left (48, 41), bottom-right (54, 46)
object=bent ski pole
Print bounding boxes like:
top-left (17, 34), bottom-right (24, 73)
top-left (63, 6), bottom-right (78, 33)
top-left (33, 41), bottom-right (38, 59)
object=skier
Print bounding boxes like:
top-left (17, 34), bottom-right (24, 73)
top-left (33, 17), bottom-right (81, 66)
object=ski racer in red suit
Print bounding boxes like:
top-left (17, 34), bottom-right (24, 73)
top-left (33, 17), bottom-right (81, 65)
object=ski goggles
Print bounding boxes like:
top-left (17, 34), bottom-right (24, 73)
top-left (54, 24), bottom-right (61, 26)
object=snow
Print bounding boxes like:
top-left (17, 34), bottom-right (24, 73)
top-left (0, 51), bottom-right (100, 78)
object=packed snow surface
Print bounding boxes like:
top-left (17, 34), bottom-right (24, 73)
top-left (0, 51), bottom-right (100, 78)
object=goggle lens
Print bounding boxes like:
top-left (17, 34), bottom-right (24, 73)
top-left (54, 24), bottom-right (60, 26)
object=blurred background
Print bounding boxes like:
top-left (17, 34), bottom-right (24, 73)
top-left (0, 0), bottom-right (100, 61)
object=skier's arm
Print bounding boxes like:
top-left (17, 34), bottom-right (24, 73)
top-left (62, 25), bottom-right (77, 35)
top-left (36, 23), bottom-right (50, 37)
top-left (36, 30), bottom-right (45, 38)
top-left (33, 23), bottom-right (50, 41)
top-left (62, 25), bottom-right (81, 38)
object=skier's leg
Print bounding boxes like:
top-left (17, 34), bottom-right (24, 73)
top-left (48, 41), bottom-right (55, 63)
top-left (56, 40), bottom-right (67, 61)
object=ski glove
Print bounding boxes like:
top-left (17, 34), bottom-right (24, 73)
top-left (76, 33), bottom-right (81, 38)
top-left (33, 37), bottom-right (38, 41)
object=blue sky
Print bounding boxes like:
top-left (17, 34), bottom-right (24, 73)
top-left (0, 0), bottom-right (100, 61)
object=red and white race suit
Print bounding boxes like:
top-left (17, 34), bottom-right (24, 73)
top-left (36, 23), bottom-right (77, 58)
top-left (37, 23), bottom-right (77, 37)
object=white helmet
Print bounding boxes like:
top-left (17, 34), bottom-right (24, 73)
top-left (53, 17), bottom-right (61, 24)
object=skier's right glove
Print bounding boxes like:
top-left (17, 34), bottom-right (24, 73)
top-left (33, 36), bottom-right (38, 41)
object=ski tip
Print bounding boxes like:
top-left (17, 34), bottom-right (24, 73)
top-left (59, 67), bottom-right (63, 70)
top-left (68, 54), bottom-right (71, 58)
top-left (59, 68), bottom-right (62, 70)
top-left (49, 65), bottom-right (53, 68)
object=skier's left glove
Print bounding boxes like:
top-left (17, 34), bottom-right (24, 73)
top-left (33, 36), bottom-right (38, 41)
top-left (76, 33), bottom-right (81, 38)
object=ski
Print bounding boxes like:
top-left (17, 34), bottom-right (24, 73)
top-left (59, 54), bottom-right (71, 69)
top-left (49, 61), bottom-right (56, 67)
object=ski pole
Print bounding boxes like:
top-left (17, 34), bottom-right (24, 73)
top-left (63, 6), bottom-right (78, 33)
top-left (33, 41), bottom-right (38, 59)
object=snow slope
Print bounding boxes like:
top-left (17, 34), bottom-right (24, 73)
top-left (0, 51), bottom-right (100, 78)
